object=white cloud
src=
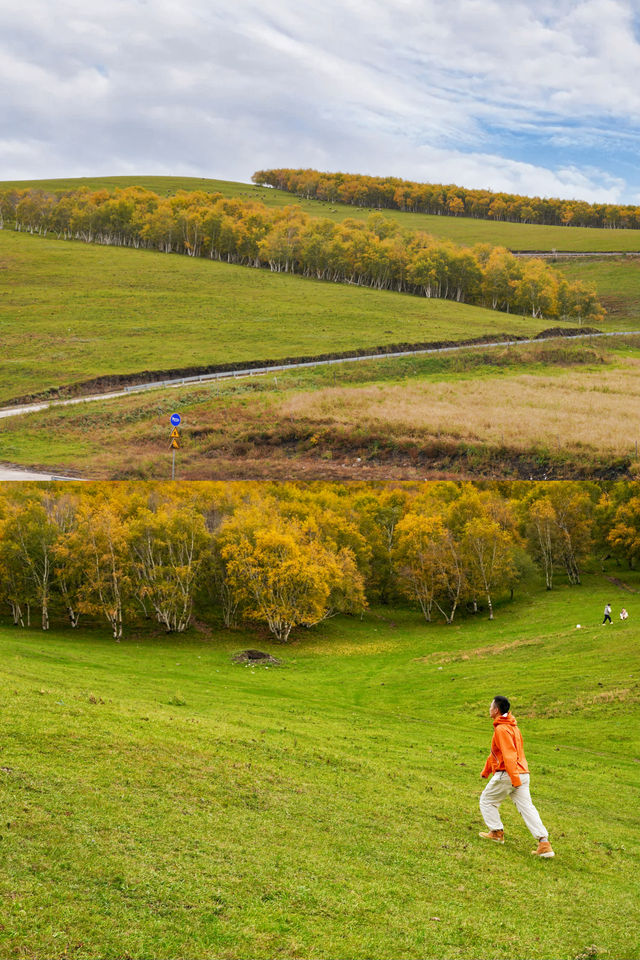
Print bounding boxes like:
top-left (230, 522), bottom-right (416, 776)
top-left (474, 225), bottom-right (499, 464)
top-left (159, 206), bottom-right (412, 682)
top-left (0, 0), bottom-right (638, 202)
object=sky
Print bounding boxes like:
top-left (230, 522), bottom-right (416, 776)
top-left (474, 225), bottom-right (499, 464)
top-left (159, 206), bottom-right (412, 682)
top-left (1, 0), bottom-right (640, 203)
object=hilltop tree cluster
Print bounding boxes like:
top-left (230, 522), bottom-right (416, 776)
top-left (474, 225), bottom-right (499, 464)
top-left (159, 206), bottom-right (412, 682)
top-left (254, 168), bottom-right (640, 231)
top-left (1, 481), bottom-right (636, 640)
top-left (0, 186), bottom-right (603, 323)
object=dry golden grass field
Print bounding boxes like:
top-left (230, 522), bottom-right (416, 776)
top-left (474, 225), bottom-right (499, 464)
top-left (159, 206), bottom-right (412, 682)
top-left (281, 356), bottom-right (640, 458)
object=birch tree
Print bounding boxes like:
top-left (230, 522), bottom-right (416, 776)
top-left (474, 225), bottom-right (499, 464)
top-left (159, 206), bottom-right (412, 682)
top-left (2, 496), bottom-right (58, 630)
top-left (527, 497), bottom-right (557, 590)
top-left (220, 510), bottom-right (364, 641)
top-left (394, 512), bottom-right (466, 624)
top-left (64, 499), bottom-right (132, 639)
top-left (462, 517), bottom-right (517, 620)
top-left (128, 504), bottom-right (208, 633)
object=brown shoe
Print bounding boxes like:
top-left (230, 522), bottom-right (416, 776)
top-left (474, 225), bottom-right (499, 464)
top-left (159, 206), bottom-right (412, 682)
top-left (479, 829), bottom-right (504, 843)
top-left (531, 839), bottom-right (555, 858)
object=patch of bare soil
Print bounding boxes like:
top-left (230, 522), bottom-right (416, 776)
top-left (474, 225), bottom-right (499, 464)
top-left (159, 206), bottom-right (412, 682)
top-left (232, 649), bottom-right (282, 665)
top-left (167, 441), bottom-right (634, 482)
top-left (604, 576), bottom-right (639, 593)
top-left (418, 637), bottom-right (543, 665)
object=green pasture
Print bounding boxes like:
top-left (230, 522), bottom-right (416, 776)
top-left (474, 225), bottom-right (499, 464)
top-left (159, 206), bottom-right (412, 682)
top-left (1, 570), bottom-right (639, 959)
top-left (2, 175), bottom-right (640, 252)
top-left (0, 175), bottom-right (249, 200)
top-left (0, 230), bottom-right (578, 405)
top-left (554, 258), bottom-right (640, 329)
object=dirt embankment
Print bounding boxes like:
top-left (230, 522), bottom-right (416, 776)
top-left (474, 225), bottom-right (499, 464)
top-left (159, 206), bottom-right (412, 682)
top-left (103, 422), bottom-right (635, 482)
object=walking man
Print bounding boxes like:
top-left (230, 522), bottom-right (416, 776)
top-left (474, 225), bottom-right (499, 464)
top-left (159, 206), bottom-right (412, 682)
top-left (479, 696), bottom-right (554, 858)
top-left (603, 603), bottom-right (612, 624)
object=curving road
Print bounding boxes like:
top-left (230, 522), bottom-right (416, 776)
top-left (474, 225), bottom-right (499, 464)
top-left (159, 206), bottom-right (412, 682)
top-left (0, 466), bottom-right (81, 480)
top-left (0, 389), bottom-right (130, 422)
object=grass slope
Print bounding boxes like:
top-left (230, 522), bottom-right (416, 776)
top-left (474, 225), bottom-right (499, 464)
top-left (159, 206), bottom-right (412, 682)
top-left (2, 175), bottom-right (640, 252)
top-left (554, 258), bottom-right (640, 330)
top-left (1, 570), bottom-right (639, 960)
top-left (0, 230), bottom-right (576, 405)
top-left (2, 339), bottom-right (639, 480)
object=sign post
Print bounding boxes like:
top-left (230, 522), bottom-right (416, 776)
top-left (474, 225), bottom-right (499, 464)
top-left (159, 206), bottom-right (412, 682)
top-left (170, 414), bottom-right (181, 479)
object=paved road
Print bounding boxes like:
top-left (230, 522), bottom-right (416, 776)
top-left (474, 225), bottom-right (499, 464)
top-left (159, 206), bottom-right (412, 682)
top-left (0, 389), bottom-right (126, 480)
top-left (0, 390), bottom-right (129, 421)
top-left (0, 466), bottom-right (80, 480)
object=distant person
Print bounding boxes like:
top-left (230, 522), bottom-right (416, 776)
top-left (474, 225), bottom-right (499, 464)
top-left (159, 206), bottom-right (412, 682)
top-left (479, 695), bottom-right (555, 858)
top-left (603, 603), bottom-right (612, 624)
top-left (620, 608), bottom-right (629, 621)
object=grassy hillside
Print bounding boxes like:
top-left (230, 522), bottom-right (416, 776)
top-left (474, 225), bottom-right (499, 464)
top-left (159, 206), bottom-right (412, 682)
top-left (2, 175), bottom-right (640, 252)
top-left (554, 258), bottom-right (640, 330)
top-left (0, 174), bottom-right (248, 199)
top-left (0, 230), bottom-right (578, 405)
top-left (3, 338), bottom-right (639, 480)
top-left (1, 570), bottom-right (639, 960)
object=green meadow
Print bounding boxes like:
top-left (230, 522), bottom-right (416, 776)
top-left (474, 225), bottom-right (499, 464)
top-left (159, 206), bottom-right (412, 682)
top-left (2, 175), bottom-right (640, 252)
top-left (0, 230), bottom-right (577, 405)
top-left (554, 257), bottom-right (640, 329)
top-left (1, 570), bottom-right (638, 960)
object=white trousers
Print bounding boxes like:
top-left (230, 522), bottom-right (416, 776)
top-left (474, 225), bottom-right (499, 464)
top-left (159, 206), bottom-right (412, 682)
top-left (479, 772), bottom-right (548, 839)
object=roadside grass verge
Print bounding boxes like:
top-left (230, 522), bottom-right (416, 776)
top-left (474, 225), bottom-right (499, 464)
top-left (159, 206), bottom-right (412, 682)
top-left (1, 569), bottom-right (639, 960)
top-left (2, 338), bottom-right (639, 479)
top-left (0, 231), bottom-right (578, 405)
top-left (2, 174), bottom-right (640, 251)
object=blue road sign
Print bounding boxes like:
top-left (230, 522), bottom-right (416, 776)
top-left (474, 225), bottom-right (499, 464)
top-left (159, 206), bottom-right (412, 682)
top-left (170, 413), bottom-right (181, 426)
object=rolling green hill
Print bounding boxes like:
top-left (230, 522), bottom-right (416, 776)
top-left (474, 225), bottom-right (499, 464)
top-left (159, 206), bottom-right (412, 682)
top-left (1, 570), bottom-right (638, 959)
top-left (553, 257), bottom-right (640, 329)
top-left (3, 175), bottom-right (640, 252)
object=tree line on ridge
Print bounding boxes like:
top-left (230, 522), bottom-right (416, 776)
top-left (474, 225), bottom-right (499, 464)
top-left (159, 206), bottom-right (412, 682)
top-left (253, 167), bottom-right (640, 231)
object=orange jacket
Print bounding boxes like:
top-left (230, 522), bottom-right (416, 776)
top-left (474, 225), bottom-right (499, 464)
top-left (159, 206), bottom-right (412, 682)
top-left (481, 713), bottom-right (529, 787)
